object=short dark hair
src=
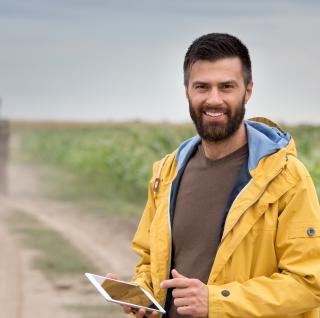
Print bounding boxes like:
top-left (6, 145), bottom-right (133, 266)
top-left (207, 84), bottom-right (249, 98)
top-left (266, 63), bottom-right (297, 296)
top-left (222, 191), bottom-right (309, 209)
top-left (183, 33), bottom-right (252, 86)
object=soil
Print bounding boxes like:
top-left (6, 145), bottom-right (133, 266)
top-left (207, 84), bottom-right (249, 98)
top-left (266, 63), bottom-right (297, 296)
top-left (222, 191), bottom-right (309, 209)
top-left (0, 162), bottom-right (141, 318)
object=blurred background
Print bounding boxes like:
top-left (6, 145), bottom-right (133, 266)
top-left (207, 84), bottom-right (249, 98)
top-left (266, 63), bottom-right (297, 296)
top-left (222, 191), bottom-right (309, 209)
top-left (0, 1), bottom-right (319, 318)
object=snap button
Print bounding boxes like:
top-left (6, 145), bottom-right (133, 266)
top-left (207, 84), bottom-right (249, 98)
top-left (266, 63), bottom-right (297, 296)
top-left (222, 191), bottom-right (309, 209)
top-left (307, 227), bottom-right (316, 237)
top-left (221, 290), bottom-right (230, 297)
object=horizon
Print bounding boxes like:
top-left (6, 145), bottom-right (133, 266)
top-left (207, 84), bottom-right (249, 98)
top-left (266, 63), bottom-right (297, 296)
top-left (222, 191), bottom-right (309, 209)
top-left (8, 118), bottom-right (320, 128)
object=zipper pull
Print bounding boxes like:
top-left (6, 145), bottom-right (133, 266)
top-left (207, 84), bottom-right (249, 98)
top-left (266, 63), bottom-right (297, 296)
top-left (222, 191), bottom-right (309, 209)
top-left (153, 154), bottom-right (170, 194)
top-left (153, 178), bottom-right (161, 193)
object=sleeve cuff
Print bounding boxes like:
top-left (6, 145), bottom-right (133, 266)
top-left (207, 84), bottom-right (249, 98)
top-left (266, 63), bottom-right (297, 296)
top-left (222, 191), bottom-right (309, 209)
top-left (207, 285), bottom-right (230, 318)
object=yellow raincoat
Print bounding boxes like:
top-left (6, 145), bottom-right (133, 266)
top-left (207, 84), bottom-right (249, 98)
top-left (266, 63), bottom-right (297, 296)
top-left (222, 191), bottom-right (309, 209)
top-left (131, 118), bottom-right (320, 318)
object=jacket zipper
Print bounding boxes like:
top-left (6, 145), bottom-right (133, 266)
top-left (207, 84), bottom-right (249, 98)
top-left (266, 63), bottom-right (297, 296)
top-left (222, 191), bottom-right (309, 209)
top-left (209, 166), bottom-right (285, 284)
top-left (220, 179), bottom-right (253, 242)
top-left (221, 166), bottom-right (284, 243)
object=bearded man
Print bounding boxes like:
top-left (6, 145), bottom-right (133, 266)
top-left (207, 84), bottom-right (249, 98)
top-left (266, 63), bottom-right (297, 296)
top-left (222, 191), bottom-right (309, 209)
top-left (107, 33), bottom-right (320, 318)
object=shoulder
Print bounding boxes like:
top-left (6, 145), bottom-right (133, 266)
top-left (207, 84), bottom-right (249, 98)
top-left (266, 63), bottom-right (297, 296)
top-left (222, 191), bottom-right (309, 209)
top-left (151, 150), bottom-right (177, 180)
top-left (279, 155), bottom-right (319, 214)
top-left (284, 154), bottom-right (312, 184)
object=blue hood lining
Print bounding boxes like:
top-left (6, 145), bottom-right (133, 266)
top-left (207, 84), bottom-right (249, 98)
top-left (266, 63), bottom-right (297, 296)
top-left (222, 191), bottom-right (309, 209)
top-left (245, 121), bottom-right (290, 170)
top-left (175, 120), bottom-right (291, 172)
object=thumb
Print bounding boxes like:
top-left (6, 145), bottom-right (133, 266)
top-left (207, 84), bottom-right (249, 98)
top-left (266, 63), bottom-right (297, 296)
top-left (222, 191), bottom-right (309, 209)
top-left (171, 269), bottom-right (185, 278)
top-left (106, 273), bottom-right (119, 280)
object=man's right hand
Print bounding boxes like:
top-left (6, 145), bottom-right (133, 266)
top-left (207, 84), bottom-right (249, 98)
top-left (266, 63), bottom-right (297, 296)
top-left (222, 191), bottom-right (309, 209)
top-left (106, 273), bottom-right (159, 318)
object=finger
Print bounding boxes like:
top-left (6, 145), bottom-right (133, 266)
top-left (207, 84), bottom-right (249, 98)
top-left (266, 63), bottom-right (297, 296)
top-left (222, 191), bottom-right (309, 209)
top-left (136, 308), bottom-right (146, 318)
top-left (172, 287), bottom-right (190, 298)
top-left (171, 269), bottom-right (186, 278)
top-left (106, 272), bottom-right (118, 280)
top-left (177, 306), bottom-right (193, 316)
top-left (160, 278), bottom-right (190, 289)
top-left (174, 297), bottom-right (191, 307)
top-left (122, 305), bottom-right (132, 314)
top-left (146, 310), bottom-right (159, 317)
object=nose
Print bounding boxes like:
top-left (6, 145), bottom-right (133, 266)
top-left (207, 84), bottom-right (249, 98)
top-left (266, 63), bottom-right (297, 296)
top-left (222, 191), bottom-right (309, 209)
top-left (205, 88), bottom-right (223, 105)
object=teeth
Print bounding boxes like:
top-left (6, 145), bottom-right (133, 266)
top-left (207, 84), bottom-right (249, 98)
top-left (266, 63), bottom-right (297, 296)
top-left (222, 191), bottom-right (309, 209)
top-left (205, 111), bottom-right (224, 117)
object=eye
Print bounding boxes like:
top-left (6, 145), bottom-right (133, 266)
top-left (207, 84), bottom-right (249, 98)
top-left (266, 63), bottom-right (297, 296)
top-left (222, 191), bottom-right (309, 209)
top-left (194, 83), bottom-right (208, 90)
top-left (221, 83), bottom-right (234, 89)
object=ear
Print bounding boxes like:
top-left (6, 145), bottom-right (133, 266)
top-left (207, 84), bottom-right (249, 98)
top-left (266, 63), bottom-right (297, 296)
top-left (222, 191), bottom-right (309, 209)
top-left (244, 81), bottom-right (253, 104)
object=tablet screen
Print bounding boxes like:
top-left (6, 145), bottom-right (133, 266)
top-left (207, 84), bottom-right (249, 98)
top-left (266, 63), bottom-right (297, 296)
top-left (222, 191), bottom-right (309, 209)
top-left (101, 279), bottom-right (153, 308)
top-left (85, 273), bottom-right (165, 313)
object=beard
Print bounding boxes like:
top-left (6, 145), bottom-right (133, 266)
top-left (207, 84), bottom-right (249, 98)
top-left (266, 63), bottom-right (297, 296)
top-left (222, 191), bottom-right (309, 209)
top-left (189, 97), bottom-right (246, 142)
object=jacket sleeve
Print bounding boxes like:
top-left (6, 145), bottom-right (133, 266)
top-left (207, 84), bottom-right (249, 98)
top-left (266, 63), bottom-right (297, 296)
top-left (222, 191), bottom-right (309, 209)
top-left (130, 164), bottom-right (159, 296)
top-left (208, 175), bottom-right (320, 318)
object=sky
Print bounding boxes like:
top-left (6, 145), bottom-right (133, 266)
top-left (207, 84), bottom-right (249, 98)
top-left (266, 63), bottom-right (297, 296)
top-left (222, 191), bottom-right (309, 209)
top-left (1, 0), bottom-right (320, 124)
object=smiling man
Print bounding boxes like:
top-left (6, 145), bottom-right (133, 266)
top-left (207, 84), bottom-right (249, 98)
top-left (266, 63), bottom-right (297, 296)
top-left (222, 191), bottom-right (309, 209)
top-left (107, 33), bottom-right (320, 318)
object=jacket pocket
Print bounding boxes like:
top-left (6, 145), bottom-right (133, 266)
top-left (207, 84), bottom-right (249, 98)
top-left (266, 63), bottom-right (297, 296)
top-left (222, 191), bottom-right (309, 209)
top-left (288, 225), bottom-right (320, 239)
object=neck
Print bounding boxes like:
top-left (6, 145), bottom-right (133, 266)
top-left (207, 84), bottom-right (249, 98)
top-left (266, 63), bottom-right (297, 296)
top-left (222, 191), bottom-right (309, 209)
top-left (201, 123), bottom-right (247, 160)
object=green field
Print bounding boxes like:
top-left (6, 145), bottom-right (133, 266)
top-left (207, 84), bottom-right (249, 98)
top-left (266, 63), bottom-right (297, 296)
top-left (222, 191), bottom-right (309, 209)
top-left (11, 122), bottom-right (320, 216)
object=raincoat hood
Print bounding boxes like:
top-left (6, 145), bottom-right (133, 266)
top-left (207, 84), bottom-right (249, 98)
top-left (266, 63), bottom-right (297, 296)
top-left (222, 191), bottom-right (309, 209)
top-left (176, 117), bottom-right (293, 174)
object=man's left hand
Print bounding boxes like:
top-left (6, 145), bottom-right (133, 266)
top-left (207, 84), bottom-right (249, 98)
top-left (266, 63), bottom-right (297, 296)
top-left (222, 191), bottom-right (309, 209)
top-left (160, 269), bottom-right (208, 317)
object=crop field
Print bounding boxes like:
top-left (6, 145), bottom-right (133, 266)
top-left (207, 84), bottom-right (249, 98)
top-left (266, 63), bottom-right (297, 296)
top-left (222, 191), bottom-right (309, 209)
top-left (10, 121), bottom-right (320, 216)
top-left (11, 122), bottom-right (195, 216)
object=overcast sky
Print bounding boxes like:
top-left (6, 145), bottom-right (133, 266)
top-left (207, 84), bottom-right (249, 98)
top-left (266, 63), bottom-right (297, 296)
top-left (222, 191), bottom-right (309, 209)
top-left (1, 1), bottom-right (320, 124)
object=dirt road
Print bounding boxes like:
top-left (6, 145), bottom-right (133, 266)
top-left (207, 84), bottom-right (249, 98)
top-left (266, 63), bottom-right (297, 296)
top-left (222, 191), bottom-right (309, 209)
top-left (0, 162), bottom-right (140, 318)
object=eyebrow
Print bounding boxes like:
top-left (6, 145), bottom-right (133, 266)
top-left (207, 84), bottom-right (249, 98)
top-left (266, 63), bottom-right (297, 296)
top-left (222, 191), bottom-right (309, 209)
top-left (192, 81), bottom-right (209, 87)
top-left (191, 80), bottom-right (239, 87)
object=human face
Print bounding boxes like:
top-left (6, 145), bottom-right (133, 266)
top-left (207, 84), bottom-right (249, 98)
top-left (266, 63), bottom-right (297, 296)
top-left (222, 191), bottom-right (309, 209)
top-left (186, 58), bottom-right (253, 142)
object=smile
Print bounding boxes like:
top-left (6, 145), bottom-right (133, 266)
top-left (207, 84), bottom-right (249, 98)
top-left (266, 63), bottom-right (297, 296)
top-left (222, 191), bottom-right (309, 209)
top-left (204, 111), bottom-right (226, 118)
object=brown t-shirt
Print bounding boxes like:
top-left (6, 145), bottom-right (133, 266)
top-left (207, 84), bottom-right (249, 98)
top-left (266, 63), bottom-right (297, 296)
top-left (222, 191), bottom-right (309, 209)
top-left (168, 143), bottom-right (248, 318)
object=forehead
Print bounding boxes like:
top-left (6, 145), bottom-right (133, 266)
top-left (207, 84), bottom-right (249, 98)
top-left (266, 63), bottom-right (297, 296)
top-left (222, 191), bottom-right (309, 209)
top-left (188, 57), bottom-right (243, 83)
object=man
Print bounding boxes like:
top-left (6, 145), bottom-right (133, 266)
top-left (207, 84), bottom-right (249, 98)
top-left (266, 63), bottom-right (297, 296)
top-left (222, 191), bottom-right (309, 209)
top-left (107, 33), bottom-right (320, 318)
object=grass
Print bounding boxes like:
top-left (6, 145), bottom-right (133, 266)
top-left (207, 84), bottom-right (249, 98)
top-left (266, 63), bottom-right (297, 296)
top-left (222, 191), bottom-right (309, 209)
top-left (11, 122), bottom-right (195, 216)
top-left (7, 210), bottom-right (97, 277)
top-left (286, 125), bottom-right (320, 195)
top-left (10, 121), bottom-right (320, 217)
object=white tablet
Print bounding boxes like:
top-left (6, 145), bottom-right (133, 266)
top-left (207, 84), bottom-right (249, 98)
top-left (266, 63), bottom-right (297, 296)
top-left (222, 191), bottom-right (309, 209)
top-left (85, 273), bottom-right (166, 314)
